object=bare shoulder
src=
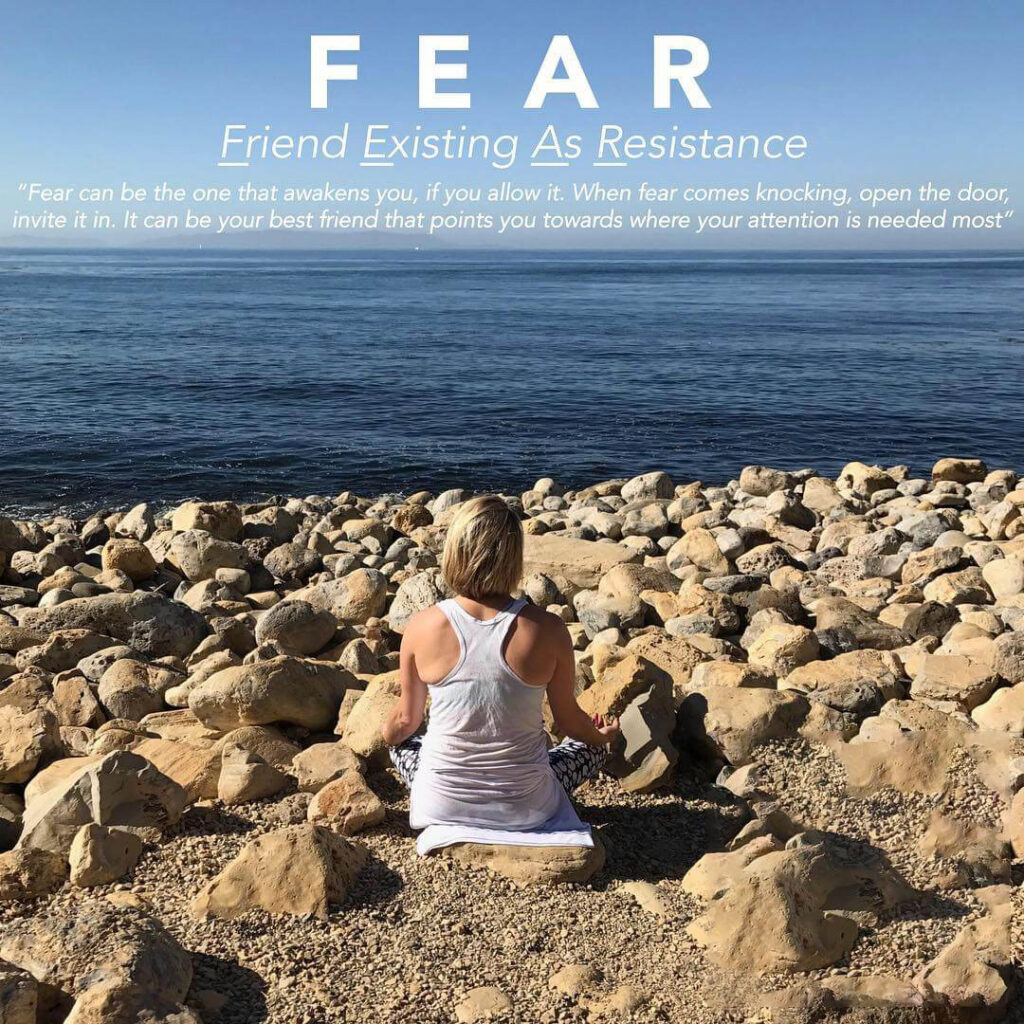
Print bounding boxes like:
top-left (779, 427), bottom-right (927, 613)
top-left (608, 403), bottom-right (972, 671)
top-left (401, 604), bottom-right (449, 646)
top-left (516, 602), bottom-right (571, 649)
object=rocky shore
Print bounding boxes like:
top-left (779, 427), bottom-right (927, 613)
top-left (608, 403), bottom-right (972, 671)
top-left (0, 457), bottom-right (1022, 1023)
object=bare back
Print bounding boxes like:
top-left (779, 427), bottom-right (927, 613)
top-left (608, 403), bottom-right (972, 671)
top-left (404, 597), bottom-right (564, 689)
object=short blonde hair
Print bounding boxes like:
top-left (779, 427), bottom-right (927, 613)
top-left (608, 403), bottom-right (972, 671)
top-left (442, 496), bottom-right (523, 599)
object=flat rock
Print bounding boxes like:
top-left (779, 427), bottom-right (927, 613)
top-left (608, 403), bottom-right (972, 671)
top-left (18, 592), bottom-right (207, 660)
top-left (439, 838), bottom-right (604, 886)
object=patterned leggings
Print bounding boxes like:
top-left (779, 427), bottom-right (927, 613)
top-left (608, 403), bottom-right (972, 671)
top-left (389, 735), bottom-right (606, 795)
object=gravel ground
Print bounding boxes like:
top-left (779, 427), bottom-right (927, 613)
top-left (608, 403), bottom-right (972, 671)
top-left (4, 740), bottom-right (1017, 1023)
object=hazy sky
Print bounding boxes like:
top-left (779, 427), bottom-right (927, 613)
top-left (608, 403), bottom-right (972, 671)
top-left (2, 0), bottom-right (1022, 247)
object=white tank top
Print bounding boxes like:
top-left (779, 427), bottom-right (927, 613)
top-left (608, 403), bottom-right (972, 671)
top-left (408, 597), bottom-right (568, 831)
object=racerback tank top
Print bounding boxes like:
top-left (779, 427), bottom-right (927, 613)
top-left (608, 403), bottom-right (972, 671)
top-left (408, 597), bottom-right (567, 831)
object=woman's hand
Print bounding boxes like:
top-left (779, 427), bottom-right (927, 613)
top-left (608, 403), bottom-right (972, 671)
top-left (592, 713), bottom-right (621, 747)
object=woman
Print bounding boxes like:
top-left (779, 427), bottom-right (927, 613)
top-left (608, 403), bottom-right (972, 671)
top-left (381, 495), bottom-right (619, 839)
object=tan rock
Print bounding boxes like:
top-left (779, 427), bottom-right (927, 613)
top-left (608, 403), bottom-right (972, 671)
top-left (667, 529), bottom-right (729, 576)
top-left (682, 835), bottom-right (780, 900)
top-left (747, 624), bottom-right (819, 677)
top-left (0, 847), bottom-right (68, 901)
top-left (690, 661), bottom-right (775, 689)
top-left (813, 596), bottom-right (909, 650)
top-left (97, 658), bottom-right (181, 721)
top-left (971, 683), bottom-right (1024, 734)
top-left (217, 742), bottom-right (289, 804)
top-left (292, 741), bottom-right (362, 791)
top-left (340, 673), bottom-right (400, 765)
top-left (132, 738), bottom-right (221, 802)
top-left (307, 772), bottom-right (385, 834)
top-left (100, 539), bottom-right (156, 582)
top-left (167, 529), bottom-right (247, 582)
top-left (0, 960), bottom-right (37, 1024)
top-left (578, 648), bottom-right (665, 718)
top-left (454, 987), bottom-right (512, 1023)
top-left (909, 654), bottom-right (999, 710)
top-left (523, 534), bottom-right (634, 592)
top-left (914, 904), bottom-right (1011, 1018)
top-left (52, 675), bottom-right (104, 728)
top-left (982, 556), bottom-right (1024, 598)
top-left (191, 824), bottom-right (367, 919)
top-left (688, 836), bottom-right (913, 974)
top-left (18, 750), bottom-right (186, 857)
top-left (0, 706), bottom-right (58, 783)
top-left (781, 649), bottom-right (903, 695)
top-left (838, 461), bottom-right (895, 496)
top-left (189, 656), bottom-right (355, 731)
top-left (678, 688), bottom-right (809, 765)
top-left (618, 880), bottom-right (671, 918)
top-left (169, 500), bottom-right (243, 541)
top-left (68, 824), bottom-right (143, 887)
top-left (214, 725), bottom-right (301, 767)
top-left (440, 838), bottom-right (604, 886)
top-left (932, 457), bottom-right (988, 484)
top-left (0, 902), bottom-right (193, 1022)
top-left (294, 568), bottom-right (388, 625)
top-left (922, 567), bottom-right (992, 605)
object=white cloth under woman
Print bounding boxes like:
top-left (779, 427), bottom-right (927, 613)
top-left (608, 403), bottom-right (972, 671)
top-left (407, 597), bottom-right (592, 853)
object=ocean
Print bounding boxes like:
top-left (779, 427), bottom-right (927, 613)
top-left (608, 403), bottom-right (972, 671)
top-left (0, 248), bottom-right (1021, 515)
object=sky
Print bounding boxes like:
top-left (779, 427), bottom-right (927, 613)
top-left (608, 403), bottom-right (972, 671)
top-left (1, 0), bottom-right (1022, 248)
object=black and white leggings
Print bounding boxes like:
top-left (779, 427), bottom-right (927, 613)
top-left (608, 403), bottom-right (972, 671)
top-left (389, 736), bottom-right (606, 795)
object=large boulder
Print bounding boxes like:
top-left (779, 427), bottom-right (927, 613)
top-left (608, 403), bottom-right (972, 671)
top-left (100, 539), bottom-right (156, 583)
top-left (812, 597), bottom-right (909, 651)
top-left (169, 500), bottom-right (243, 541)
top-left (217, 742), bottom-right (290, 805)
top-left (747, 624), bottom-right (819, 677)
top-left (0, 902), bottom-right (194, 1022)
top-left (340, 673), bottom-right (400, 765)
top-left (306, 772), bottom-right (385, 834)
top-left (0, 847), bottom-right (68, 901)
top-left (522, 534), bottom-right (635, 593)
top-left (781, 649), bottom-right (903, 696)
top-left (387, 572), bottom-right (448, 633)
top-left (688, 834), bottom-right (914, 974)
top-left (68, 824), bottom-right (143, 887)
top-left (254, 599), bottom-right (336, 655)
top-left (189, 656), bottom-right (356, 731)
top-left (440, 837), bottom-right (605, 886)
top-left (0, 706), bottom-right (58, 783)
top-left (19, 593), bottom-right (207, 660)
top-left (15, 629), bottom-right (117, 674)
top-left (679, 688), bottom-right (810, 766)
top-left (908, 654), bottom-right (999, 711)
top-left (739, 465), bottom-right (795, 497)
top-left (17, 751), bottom-right (186, 857)
top-left (97, 659), bottom-right (181, 721)
top-left (191, 824), bottom-right (367, 919)
top-left (294, 569), bottom-right (388, 625)
top-left (131, 738), bottom-right (221, 802)
top-left (578, 647), bottom-right (667, 719)
top-left (914, 904), bottom-right (1011, 1021)
top-left (167, 529), bottom-right (247, 582)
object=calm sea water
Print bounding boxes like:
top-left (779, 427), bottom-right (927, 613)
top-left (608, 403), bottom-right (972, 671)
top-left (0, 248), bottom-right (1021, 515)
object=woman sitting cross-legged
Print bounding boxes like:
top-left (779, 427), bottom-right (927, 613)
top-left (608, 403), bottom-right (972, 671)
top-left (381, 495), bottom-right (618, 852)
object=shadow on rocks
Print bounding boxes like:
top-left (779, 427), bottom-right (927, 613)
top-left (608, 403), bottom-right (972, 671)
top-left (580, 773), bottom-right (750, 884)
top-left (344, 849), bottom-right (406, 910)
top-left (189, 951), bottom-right (269, 1023)
top-left (172, 805), bottom-right (258, 839)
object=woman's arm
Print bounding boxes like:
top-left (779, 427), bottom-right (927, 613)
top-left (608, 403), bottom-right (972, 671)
top-left (380, 625), bottom-right (429, 747)
top-left (546, 622), bottom-right (620, 747)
